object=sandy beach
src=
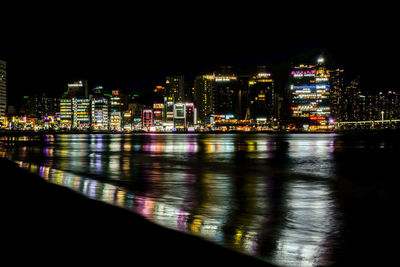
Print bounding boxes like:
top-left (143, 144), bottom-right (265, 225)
top-left (1, 158), bottom-right (272, 266)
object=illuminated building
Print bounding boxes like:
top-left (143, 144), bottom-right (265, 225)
top-left (122, 110), bottom-right (132, 130)
top-left (248, 66), bottom-right (274, 123)
top-left (329, 68), bottom-right (345, 121)
top-left (194, 75), bottom-right (213, 124)
top-left (337, 76), bottom-right (360, 121)
top-left (73, 98), bottom-right (91, 129)
top-left (0, 60), bottom-right (6, 116)
top-left (376, 90), bottom-right (400, 120)
top-left (21, 94), bottom-right (59, 120)
top-left (0, 116), bottom-right (8, 129)
top-left (126, 102), bottom-right (146, 130)
top-left (194, 66), bottom-right (239, 125)
top-left (59, 98), bottom-right (73, 129)
top-left (67, 80), bottom-right (88, 98)
top-left (185, 103), bottom-right (196, 128)
top-left (110, 90), bottom-right (123, 131)
top-left (153, 103), bottom-right (164, 126)
top-left (91, 87), bottom-right (109, 130)
top-left (289, 57), bottom-right (332, 130)
top-left (173, 103), bottom-right (186, 129)
top-left (165, 76), bottom-right (184, 102)
top-left (164, 97), bottom-right (174, 125)
top-left (142, 109), bottom-right (153, 128)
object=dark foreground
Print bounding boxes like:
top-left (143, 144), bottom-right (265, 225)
top-left (1, 158), bottom-right (272, 266)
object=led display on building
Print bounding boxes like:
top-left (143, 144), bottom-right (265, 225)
top-left (289, 58), bottom-right (331, 130)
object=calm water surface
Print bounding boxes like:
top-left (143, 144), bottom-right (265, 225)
top-left (1, 133), bottom-right (397, 266)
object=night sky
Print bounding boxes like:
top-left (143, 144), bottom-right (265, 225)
top-left (1, 3), bottom-right (399, 108)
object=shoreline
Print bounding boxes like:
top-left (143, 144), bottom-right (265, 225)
top-left (1, 129), bottom-right (400, 137)
top-left (2, 158), bottom-right (272, 266)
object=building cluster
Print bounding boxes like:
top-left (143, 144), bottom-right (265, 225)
top-left (1, 56), bottom-right (400, 132)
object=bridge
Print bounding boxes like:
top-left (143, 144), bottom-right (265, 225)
top-left (335, 119), bottom-right (400, 129)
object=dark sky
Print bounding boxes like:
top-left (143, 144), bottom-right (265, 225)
top-left (1, 3), bottom-right (399, 107)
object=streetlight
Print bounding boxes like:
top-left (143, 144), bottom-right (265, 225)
top-left (381, 111), bottom-right (384, 121)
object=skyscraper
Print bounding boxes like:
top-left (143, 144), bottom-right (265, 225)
top-left (194, 75), bottom-right (213, 124)
top-left (289, 57), bottom-right (332, 130)
top-left (0, 60), bottom-right (6, 116)
top-left (21, 94), bottom-right (59, 119)
top-left (194, 66), bottom-right (239, 125)
top-left (165, 76), bottom-right (184, 102)
top-left (67, 80), bottom-right (89, 98)
top-left (329, 68), bottom-right (345, 121)
top-left (73, 98), bottom-right (91, 129)
top-left (91, 86), bottom-right (109, 130)
top-left (110, 89), bottom-right (123, 131)
top-left (248, 66), bottom-right (274, 122)
top-left (59, 98), bottom-right (73, 129)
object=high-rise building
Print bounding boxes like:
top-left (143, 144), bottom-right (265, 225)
top-left (173, 103), bottom-right (186, 129)
top-left (91, 97), bottom-right (109, 130)
top-left (185, 103), bottom-right (196, 128)
top-left (248, 66), bottom-right (274, 123)
top-left (21, 94), bottom-right (59, 119)
top-left (376, 90), bottom-right (400, 121)
top-left (164, 97), bottom-right (174, 124)
top-left (59, 98), bottom-right (73, 129)
top-left (110, 90), bottom-right (123, 131)
top-left (153, 103), bottom-right (164, 126)
top-left (289, 57), bottom-right (332, 130)
top-left (142, 109), bottom-right (153, 128)
top-left (0, 60), bottom-right (6, 116)
top-left (165, 76), bottom-right (184, 102)
top-left (194, 66), bottom-right (239, 125)
top-left (342, 77), bottom-right (361, 121)
top-left (194, 75), bottom-right (213, 124)
top-left (329, 68), bottom-right (345, 121)
top-left (126, 102), bottom-right (146, 129)
top-left (73, 98), bottom-right (91, 129)
top-left (67, 80), bottom-right (89, 98)
top-left (91, 86), bottom-right (109, 130)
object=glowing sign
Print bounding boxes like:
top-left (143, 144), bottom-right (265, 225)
top-left (153, 103), bottom-right (164, 109)
top-left (310, 116), bottom-right (325, 120)
top-left (291, 70), bottom-right (316, 77)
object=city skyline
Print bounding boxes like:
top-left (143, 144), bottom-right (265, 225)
top-left (2, 55), bottom-right (400, 133)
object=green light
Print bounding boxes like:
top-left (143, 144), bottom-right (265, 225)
top-left (23, 96), bottom-right (29, 99)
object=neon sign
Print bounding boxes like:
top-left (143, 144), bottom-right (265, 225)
top-left (310, 116), bottom-right (325, 120)
top-left (291, 70), bottom-right (316, 76)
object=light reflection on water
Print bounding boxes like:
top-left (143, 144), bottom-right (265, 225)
top-left (1, 134), bottom-right (340, 266)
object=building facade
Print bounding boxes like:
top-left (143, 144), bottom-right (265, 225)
top-left (165, 76), bottom-right (184, 103)
top-left (248, 66), bottom-right (274, 123)
top-left (73, 98), bottom-right (91, 129)
top-left (0, 60), bottom-right (6, 116)
top-left (110, 90), bottom-right (123, 131)
top-left (289, 57), bottom-right (332, 130)
top-left (194, 67), bottom-right (239, 125)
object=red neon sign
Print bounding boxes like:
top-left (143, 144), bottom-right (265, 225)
top-left (310, 116), bottom-right (325, 120)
